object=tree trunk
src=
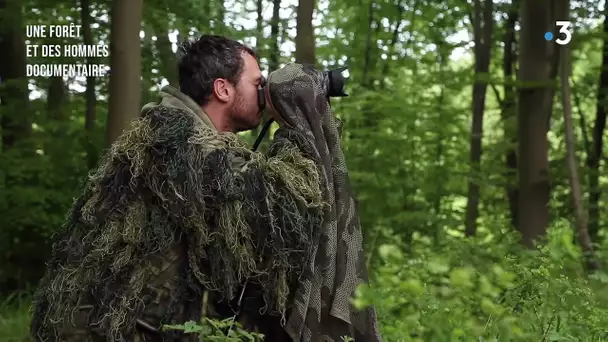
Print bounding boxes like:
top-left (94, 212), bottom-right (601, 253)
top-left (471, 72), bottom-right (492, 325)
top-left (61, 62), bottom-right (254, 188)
top-left (46, 77), bottom-right (66, 120)
top-left (464, 0), bottom-right (493, 236)
top-left (255, 0), bottom-right (263, 62)
top-left (0, 0), bottom-right (29, 150)
top-left (45, 76), bottom-right (66, 155)
top-left (251, 0), bottom-right (265, 139)
top-left (361, 0), bottom-right (375, 86)
top-left (106, 0), bottom-right (143, 146)
top-left (587, 4), bottom-right (608, 243)
top-left (268, 0), bottom-right (281, 72)
top-left (295, 0), bottom-right (316, 65)
top-left (571, 80), bottom-right (591, 158)
top-left (560, 42), bottom-right (601, 271)
top-left (516, 0), bottom-right (562, 247)
top-left (81, 0), bottom-right (98, 168)
top-left (433, 41), bottom-right (449, 244)
top-left (502, 0), bottom-right (519, 228)
top-left (80, 0), bottom-right (97, 131)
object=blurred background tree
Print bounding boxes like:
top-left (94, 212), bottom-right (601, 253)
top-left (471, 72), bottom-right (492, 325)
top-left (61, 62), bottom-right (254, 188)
top-left (2, 0), bottom-right (608, 340)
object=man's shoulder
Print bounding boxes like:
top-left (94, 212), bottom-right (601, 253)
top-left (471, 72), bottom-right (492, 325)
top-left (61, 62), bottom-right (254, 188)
top-left (143, 106), bottom-right (240, 150)
top-left (142, 103), bottom-right (193, 121)
top-left (141, 104), bottom-right (207, 138)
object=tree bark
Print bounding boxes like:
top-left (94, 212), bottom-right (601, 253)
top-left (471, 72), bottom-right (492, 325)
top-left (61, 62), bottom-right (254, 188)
top-left (81, 0), bottom-right (98, 168)
top-left (587, 4), bottom-right (608, 243)
top-left (0, 0), bottom-right (29, 150)
top-left (361, 0), bottom-right (375, 86)
top-left (502, 0), bottom-right (519, 229)
top-left (106, 0), bottom-right (143, 146)
top-left (571, 79), bottom-right (591, 159)
top-left (516, 0), bottom-right (562, 247)
top-left (251, 0), bottom-right (265, 139)
top-left (268, 0), bottom-right (281, 72)
top-left (46, 77), bottom-right (66, 121)
top-left (433, 41), bottom-right (449, 244)
top-left (560, 43), bottom-right (601, 271)
top-left (255, 0), bottom-right (263, 62)
top-left (80, 0), bottom-right (97, 131)
top-left (295, 0), bottom-right (316, 65)
top-left (464, 0), bottom-right (493, 236)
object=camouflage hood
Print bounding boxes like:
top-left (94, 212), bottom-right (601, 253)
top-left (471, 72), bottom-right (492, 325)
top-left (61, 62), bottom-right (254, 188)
top-left (266, 63), bottom-right (382, 341)
top-left (140, 85), bottom-right (216, 130)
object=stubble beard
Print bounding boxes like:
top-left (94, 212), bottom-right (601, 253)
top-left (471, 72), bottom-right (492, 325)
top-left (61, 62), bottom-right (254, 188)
top-left (230, 93), bottom-right (259, 132)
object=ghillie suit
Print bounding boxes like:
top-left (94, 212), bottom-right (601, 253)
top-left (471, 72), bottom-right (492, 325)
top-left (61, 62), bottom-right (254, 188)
top-left (30, 84), bottom-right (325, 341)
top-left (265, 63), bottom-right (382, 341)
top-left (30, 63), bottom-right (381, 342)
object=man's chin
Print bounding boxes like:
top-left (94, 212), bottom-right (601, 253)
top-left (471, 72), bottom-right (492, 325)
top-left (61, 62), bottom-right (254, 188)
top-left (235, 117), bottom-right (263, 133)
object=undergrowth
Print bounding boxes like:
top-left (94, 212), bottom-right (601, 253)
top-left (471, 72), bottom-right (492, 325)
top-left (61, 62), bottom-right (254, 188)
top-left (0, 292), bottom-right (32, 342)
top-left (354, 222), bottom-right (608, 341)
top-left (3, 223), bottom-right (608, 341)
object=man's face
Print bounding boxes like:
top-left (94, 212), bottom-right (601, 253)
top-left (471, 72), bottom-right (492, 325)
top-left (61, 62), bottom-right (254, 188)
top-left (229, 52), bottom-right (263, 132)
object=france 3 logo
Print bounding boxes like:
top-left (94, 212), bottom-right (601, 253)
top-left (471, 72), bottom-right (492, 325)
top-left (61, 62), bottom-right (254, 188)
top-left (544, 21), bottom-right (572, 45)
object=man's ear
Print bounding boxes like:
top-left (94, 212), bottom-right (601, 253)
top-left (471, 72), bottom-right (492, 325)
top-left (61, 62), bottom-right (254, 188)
top-left (212, 78), bottom-right (232, 103)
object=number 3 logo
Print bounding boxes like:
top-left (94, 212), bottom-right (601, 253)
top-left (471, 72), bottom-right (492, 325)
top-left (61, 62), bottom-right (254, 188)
top-left (555, 21), bottom-right (572, 45)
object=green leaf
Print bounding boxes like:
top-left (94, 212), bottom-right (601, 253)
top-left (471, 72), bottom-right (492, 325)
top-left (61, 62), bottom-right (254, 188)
top-left (182, 321), bottom-right (203, 333)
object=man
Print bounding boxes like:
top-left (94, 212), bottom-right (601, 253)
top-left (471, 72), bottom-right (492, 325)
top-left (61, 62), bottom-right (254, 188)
top-left (31, 35), bottom-right (380, 341)
top-left (175, 35), bottom-right (265, 132)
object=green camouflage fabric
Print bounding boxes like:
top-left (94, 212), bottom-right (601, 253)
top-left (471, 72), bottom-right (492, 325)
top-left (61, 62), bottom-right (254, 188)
top-left (266, 63), bottom-right (381, 341)
top-left (30, 85), bottom-right (326, 341)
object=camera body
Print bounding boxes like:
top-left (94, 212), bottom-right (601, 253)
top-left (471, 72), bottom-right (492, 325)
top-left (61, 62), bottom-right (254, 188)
top-left (257, 66), bottom-right (348, 111)
top-left (252, 65), bottom-right (349, 150)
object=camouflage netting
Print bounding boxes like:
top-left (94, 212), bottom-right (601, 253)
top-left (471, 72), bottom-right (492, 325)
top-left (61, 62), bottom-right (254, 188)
top-left (30, 93), bottom-right (328, 340)
top-left (266, 63), bottom-right (382, 341)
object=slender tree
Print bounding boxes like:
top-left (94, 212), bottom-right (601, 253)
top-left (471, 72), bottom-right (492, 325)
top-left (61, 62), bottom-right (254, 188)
top-left (106, 0), bottom-right (143, 146)
top-left (464, 0), bottom-right (493, 236)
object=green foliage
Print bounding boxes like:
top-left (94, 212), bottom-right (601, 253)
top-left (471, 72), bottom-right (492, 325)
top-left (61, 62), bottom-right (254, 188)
top-left (0, 293), bottom-right (33, 342)
top-left (0, 112), bottom-right (102, 291)
top-left (4, 227), bottom-right (608, 341)
top-left (355, 224), bottom-right (608, 341)
top-left (162, 319), bottom-right (356, 341)
top-left (163, 318), bottom-right (264, 341)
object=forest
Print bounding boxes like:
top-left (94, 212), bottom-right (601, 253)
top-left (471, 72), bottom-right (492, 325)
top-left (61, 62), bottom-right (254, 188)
top-left (2, 0), bottom-right (608, 340)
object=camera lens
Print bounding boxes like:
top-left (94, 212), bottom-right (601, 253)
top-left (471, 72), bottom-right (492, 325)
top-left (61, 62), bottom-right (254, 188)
top-left (326, 67), bottom-right (348, 98)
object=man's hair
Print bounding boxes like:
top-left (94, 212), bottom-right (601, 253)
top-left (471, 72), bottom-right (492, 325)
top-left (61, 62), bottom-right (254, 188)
top-left (177, 35), bottom-right (256, 106)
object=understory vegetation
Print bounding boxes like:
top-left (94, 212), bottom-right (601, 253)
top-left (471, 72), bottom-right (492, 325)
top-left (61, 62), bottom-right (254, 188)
top-left (4, 227), bottom-right (608, 341)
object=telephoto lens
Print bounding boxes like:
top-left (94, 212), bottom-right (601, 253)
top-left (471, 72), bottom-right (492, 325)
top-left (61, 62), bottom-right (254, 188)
top-left (326, 67), bottom-right (348, 98)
